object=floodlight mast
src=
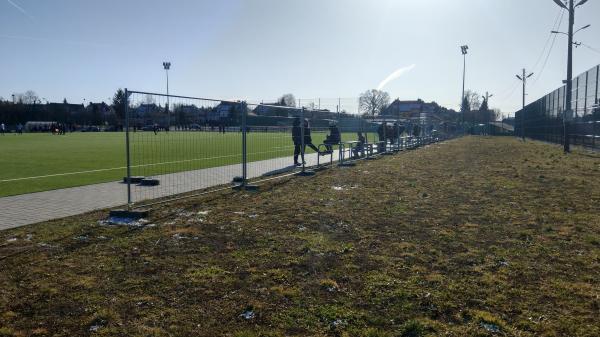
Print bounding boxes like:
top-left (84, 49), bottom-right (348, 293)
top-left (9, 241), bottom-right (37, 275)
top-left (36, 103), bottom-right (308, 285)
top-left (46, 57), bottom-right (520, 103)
top-left (163, 62), bottom-right (171, 129)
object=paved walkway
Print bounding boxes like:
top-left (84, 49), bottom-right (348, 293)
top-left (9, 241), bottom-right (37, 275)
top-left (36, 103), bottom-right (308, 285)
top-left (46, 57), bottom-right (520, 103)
top-left (0, 151), bottom-right (341, 231)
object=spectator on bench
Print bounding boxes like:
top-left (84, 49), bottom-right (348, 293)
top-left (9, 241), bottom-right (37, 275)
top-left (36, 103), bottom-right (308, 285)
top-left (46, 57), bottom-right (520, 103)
top-left (323, 121), bottom-right (341, 153)
top-left (353, 132), bottom-right (366, 158)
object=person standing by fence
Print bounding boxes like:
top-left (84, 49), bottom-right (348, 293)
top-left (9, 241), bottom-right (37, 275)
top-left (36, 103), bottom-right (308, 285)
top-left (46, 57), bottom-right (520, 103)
top-left (292, 118), bottom-right (303, 166)
top-left (303, 119), bottom-right (319, 153)
top-left (0, 123), bottom-right (5, 135)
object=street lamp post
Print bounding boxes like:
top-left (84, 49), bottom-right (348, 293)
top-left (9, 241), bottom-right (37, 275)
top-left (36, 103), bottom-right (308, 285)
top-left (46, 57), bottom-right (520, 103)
top-left (163, 61), bottom-right (171, 129)
top-left (461, 45), bottom-right (469, 133)
top-left (552, 0), bottom-right (590, 153)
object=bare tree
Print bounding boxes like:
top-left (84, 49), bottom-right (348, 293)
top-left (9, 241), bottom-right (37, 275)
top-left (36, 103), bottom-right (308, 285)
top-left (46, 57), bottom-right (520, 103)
top-left (278, 94), bottom-right (296, 107)
top-left (144, 94), bottom-right (156, 105)
top-left (359, 89), bottom-right (390, 116)
top-left (20, 90), bottom-right (39, 104)
top-left (465, 90), bottom-right (481, 111)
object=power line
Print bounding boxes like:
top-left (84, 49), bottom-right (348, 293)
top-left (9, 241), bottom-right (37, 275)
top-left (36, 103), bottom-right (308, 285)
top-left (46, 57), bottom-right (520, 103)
top-left (531, 8), bottom-right (564, 73)
top-left (531, 9), bottom-right (566, 87)
top-left (579, 42), bottom-right (600, 55)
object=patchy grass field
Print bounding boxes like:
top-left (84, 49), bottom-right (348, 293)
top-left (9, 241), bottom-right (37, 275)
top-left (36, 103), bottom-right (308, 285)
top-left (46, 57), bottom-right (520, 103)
top-left (1, 137), bottom-right (599, 336)
top-left (0, 131), bottom-right (375, 197)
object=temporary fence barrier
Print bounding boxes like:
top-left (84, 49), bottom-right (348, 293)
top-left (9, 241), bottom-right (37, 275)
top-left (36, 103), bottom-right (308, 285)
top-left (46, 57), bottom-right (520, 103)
top-left (123, 90), bottom-right (447, 209)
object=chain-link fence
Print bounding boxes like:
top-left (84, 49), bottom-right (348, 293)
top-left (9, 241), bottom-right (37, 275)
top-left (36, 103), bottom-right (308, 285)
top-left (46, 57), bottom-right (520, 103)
top-left (123, 90), bottom-right (448, 208)
top-left (515, 65), bottom-right (600, 149)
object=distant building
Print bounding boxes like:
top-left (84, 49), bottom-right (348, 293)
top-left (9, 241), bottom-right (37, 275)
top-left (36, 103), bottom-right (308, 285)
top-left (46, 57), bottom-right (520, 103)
top-left (173, 104), bottom-right (211, 124)
top-left (381, 99), bottom-right (437, 119)
top-left (46, 103), bottom-right (85, 115)
top-left (134, 103), bottom-right (163, 117)
top-left (86, 102), bottom-right (113, 118)
top-left (253, 103), bottom-right (300, 117)
top-left (207, 102), bottom-right (240, 122)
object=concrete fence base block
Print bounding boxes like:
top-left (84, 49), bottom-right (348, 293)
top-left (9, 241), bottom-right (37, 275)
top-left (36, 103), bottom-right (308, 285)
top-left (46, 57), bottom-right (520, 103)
top-left (139, 179), bottom-right (160, 186)
top-left (109, 209), bottom-right (150, 220)
top-left (232, 184), bottom-right (260, 192)
top-left (296, 170), bottom-right (316, 177)
top-left (338, 162), bottom-right (356, 167)
top-left (123, 176), bottom-right (144, 184)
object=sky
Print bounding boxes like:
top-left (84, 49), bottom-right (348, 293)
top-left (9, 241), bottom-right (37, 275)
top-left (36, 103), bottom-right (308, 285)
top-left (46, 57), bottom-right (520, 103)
top-left (1, 0), bottom-right (599, 115)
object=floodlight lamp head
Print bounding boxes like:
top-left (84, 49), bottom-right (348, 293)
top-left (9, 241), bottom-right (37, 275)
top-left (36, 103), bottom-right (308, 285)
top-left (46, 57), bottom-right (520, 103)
top-left (163, 62), bottom-right (171, 70)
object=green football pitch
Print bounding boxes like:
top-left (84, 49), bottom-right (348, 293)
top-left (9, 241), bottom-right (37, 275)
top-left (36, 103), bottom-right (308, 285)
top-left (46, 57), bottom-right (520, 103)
top-left (0, 131), bottom-right (376, 197)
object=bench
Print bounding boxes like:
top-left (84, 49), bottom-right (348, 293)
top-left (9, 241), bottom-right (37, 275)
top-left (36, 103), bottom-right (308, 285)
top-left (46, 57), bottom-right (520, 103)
top-left (316, 144), bottom-right (336, 167)
top-left (338, 141), bottom-right (361, 167)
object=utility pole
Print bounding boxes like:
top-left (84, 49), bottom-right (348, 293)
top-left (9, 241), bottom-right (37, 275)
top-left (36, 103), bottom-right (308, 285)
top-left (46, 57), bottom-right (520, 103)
top-left (516, 69), bottom-right (534, 141)
top-left (460, 45), bottom-right (469, 132)
top-left (565, 0), bottom-right (575, 153)
top-left (483, 92), bottom-right (494, 135)
top-left (552, 0), bottom-right (591, 152)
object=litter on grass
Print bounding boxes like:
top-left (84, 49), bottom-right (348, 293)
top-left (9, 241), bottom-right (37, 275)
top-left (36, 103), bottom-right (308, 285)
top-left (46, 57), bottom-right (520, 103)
top-left (99, 217), bottom-right (150, 227)
top-left (240, 310), bottom-right (255, 320)
top-left (481, 322), bottom-right (500, 333)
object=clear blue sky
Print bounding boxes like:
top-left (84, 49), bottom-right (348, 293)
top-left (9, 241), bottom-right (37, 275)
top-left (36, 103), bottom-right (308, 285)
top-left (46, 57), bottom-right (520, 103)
top-left (1, 0), bottom-right (599, 115)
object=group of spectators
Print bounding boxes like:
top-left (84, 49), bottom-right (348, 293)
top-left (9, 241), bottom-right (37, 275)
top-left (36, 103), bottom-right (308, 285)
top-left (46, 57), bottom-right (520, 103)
top-left (291, 119), bottom-right (409, 166)
top-left (291, 118), bottom-right (342, 166)
top-left (0, 123), bottom-right (23, 135)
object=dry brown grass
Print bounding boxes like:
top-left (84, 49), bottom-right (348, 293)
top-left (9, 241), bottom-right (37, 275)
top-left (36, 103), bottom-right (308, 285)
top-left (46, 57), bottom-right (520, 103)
top-left (1, 137), bottom-right (599, 337)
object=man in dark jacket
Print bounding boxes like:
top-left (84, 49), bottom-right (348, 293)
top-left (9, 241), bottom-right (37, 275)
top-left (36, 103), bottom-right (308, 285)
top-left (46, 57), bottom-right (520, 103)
top-left (303, 119), bottom-right (319, 153)
top-left (323, 122), bottom-right (341, 153)
top-left (377, 122), bottom-right (387, 153)
top-left (292, 118), bottom-right (319, 166)
top-left (292, 118), bottom-right (303, 166)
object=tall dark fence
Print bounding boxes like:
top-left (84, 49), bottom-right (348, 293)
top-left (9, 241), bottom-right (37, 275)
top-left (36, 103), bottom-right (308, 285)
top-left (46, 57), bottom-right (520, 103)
top-left (515, 65), bottom-right (600, 149)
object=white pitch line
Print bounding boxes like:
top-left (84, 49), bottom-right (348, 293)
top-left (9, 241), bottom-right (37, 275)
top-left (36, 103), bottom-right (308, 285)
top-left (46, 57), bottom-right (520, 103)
top-left (0, 147), bottom-right (298, 183)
